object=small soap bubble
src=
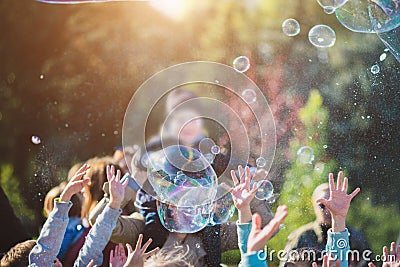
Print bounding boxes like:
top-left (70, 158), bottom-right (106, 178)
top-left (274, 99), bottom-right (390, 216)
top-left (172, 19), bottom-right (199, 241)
top-left (211, 145), bottom-right (220, 155)
top-left (370, 64), bottom-right (380, 74)
top-left (323, 6), bottom-right (336, 14)
top-left (31, 135), bottom-right (41, 145)
top-left (196, 243), bottom-right (201, 248)
top-left (265, 193), bottom-right (280, 204)
top-left (323, 144), bottom-right (328, 149)
top-left (233, 56), bottom-right (250, 73)
top-left (256, 157), bottom-right (267, 168)
top-left (279, 223), bottom-right (286, 230)
top-left (242, 89), bottom-right (257, 104)
top-left (39, 74), bottom-right (45, 80)
top-left (379, 53), bottom-right (387, 61)
top-left (282, 18), bottom-right (300, 36)
top-left (297, 146), bottom-right (315, 164)
top-left (255, 180), bottom-right (274, 200)
top-left (308, 25), bottom-right (336, 48)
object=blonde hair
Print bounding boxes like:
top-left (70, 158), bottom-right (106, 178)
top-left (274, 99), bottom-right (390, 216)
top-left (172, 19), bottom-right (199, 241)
top-left (144, 246), bottom-right (194, 267)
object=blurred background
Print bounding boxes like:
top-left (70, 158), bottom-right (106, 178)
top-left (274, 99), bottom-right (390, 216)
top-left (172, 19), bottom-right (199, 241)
top-left (0, 0), bottom-right (399, 265)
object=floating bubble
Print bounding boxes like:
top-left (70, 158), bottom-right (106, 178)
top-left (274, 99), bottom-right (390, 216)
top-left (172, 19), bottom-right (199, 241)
top-left (324, 6), bottom-right (337, 14)
top-left (208, 187), bottom-right (235, 225)
top-left (241, 89), bottom-right (257, 104)
top-left (31, 135), bottom-right (41, 145)
top-left (211, 145), bottom-right (220, 155)
top-left (317, 0), bottom-right (348, 9)
top-left (323, 144), bottom-right (328, 149)
top-left (308, 25), bottom-right (336, 48)
top-left (39, 74), bottom-right (45, 80)
top-left (377, 26), bottom-right (400, 62)
top-left (282, 18), bottom-right (301, 36)
top-left (157, 201), bottom-right (211, 233)
top-left (256, 157), bottom-right (267, 168)
top-left (204, 153), bottom-right (215, 164)
top-left (255, 179), bottom-right (274, 200)
top-left (36, 0), bottom-right (138, 3)
top-left (297, 146), bottom-right (315, 164)
top-left (196, 243), bottom-right (201, 248)
top-left (147, 145), bottom-right (217, 207)
top-left (265, 193), bottom-right (280, 204)
top-left (379, 53), bottom-right (387, 61)
top-left (370, 64), bottom-right (380, 74)
top-left (199, 138), bottom-right (216, 155)
top-left (233, 56), bottom-right (250, 73)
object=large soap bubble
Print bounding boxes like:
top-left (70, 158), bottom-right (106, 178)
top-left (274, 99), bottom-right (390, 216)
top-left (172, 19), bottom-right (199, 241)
top-left (208, 186), bottom-right (236, 225)
top-left (282, 18), bottom-right (301, 36)
top-left (157, 201), bottom-right (212, 233)
top-left (147, 145), bottom-right (218, 207)
top-left (308, 25), bottom-right (337, 48)
top-left (317, 0), bottom-right (348, 10)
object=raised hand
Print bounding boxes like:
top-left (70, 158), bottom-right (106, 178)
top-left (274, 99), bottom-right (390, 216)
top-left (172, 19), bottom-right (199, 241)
top-left (107, 165), bottom-right (129, 210)
top-left (247, 205), bottom-right (288, 252)
top-left (222, 165), bottom-right (258, 223)
top-left (369, 242), bottom-right (400, 267)
top-left (123, 234), bottom-right (160, 267)
top-left (315, 171), bottom-right (360, 232)
top-left (110, 243), bottom-right (127, 267)
top-left (60, 164), bottom-right (91, 202)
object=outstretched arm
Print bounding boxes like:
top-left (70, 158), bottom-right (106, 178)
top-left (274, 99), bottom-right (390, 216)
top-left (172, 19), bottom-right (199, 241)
top-left (29, 164), bottom-right (90, 266)
top-left (315, 171), bottom-right (360, 267)
top-left (74, 165), bottom-right (128, 266)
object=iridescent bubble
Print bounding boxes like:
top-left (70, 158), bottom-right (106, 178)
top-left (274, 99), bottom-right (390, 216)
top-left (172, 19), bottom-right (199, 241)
top-left (308, 25), bottom-right (336, 48)
top-left (157, 201), bottom-right (211, 233)
top-left (371, 64), bottom-right (380, 74)
top-left (377, 26), bottom-right (400, 62)
top-left (256, 157), bottom-right (267, 168)
top-left (282, 18), bottom-right (301, 36)
top-left (265, 193), bottom-right (280, 204)
top-left (211, 145), bottom-right (220, 155)
top-left (323, 6), bottom-right (337, 14)
top-left (317, 0), bottom-right (348, 9)
top-left (147, 145), bottom-right (217, 207)
top-left (204, 153), bottom-right (215, 164)
top-left (208, 187), bottom-right (235, 225)
top-left (255, 179), bottom-right (274, 200)
top-left (297, 146), bottom-right (315, 164)
top-left (233, 56), bottom-right (250, 73)
top-left (241, 89), bottom-right (257, 104)
top-left (31, 135), bottom-right (41, 145)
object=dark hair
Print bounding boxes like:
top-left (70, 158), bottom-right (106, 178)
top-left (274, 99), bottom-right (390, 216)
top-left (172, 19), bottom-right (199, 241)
top-left (0, 240), bottom-right (36, 267)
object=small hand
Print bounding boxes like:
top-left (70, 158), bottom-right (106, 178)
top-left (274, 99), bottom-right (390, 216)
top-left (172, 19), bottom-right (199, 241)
top-left (123, 234), bottom-right (160, 267)
top-left (110, 243), bottom-right (127, 267)
top-left (222, 165), bottom-right (258, 211)
top-left (247, 205), bottom-right (288, 252)
top-left (60, 164), bottom-right (90, 202)
top-left (368, 242), bottom-right (400, 267)
top-left (107, 165), bottom-right (129, 210)
top-left (315, 171), bottom-right (360, 232)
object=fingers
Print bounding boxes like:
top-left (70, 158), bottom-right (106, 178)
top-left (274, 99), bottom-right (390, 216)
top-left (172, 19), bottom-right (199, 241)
top-left (349, 187), bottom-right (360, 200)
top-left (126, 243), bottom-right (133, 254)
top-left (342, 177), bottom-right (348, 192)
top-left (383, 245), bottom-right (388, 260)
top-left (322, 255), bottom-right (329, 267)
top-left (141, 238), bottom-right (153, 253)
top-left (221, 182), bottom-right (233, 192)
top-left (238, 165), bottom-right (245, 184)
top-left (230, 170), bottom-right (239, 186)
top-left (312, 262), bottom-right (318, 267)
top-left (144, 247), bottom-right (160, 258)
top-left (337, 171), bottom-right (343, 190)
top-left (245, 166), bottom-right (251, 187)
top-left (274, 205), bottom-right (288, 222)
top-left (135, 234), bottom-right (143, 251)
top-left (329, 173), bottom-right (335, 191)
top-left (368, 262), bottom-right (377, 267)
top-left (390, 242), bottom-right (396, 256)
top-left (71, 164), bottom-right (90, 181)
top-left (110, 249), bottom-right (114, 262)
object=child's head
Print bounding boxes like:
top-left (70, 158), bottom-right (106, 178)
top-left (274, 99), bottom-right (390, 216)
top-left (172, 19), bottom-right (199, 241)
top-left (43, 182), bottom-right (83, 218)
top-left (0, 240), bottom-right (36, 267)
top-left (144, 246), bottom-right (194, 267)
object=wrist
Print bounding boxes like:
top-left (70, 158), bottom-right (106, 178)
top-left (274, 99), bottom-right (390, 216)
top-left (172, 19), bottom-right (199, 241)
top-left (238, 206), bottom-right (252, 223)
top-left (60, 192), bottom-right (71, 202)
top-left (331, 215), bottom-right (346, 232)
top-left (109, 197), bottom-right (122, 210)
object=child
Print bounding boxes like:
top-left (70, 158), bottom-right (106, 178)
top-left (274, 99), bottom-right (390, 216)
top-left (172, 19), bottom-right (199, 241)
top-left (29, 164), bottom-right (129, 266)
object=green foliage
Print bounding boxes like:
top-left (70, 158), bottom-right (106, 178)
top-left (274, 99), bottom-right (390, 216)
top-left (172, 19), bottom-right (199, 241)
top-left (347, 194), bottom-right (400, 256)
top-left (268, 89), bottom-right (337, 262)
top-left (0, 164), bottom-right (35, 224)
